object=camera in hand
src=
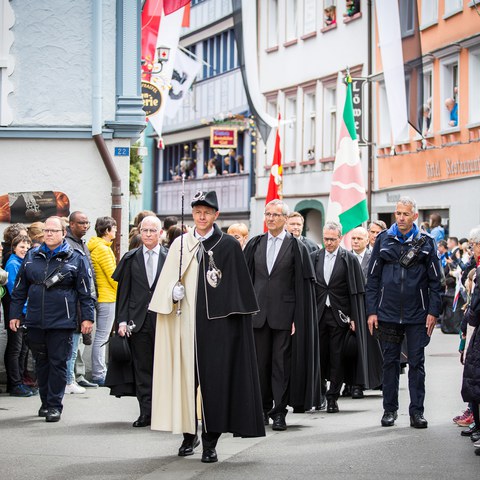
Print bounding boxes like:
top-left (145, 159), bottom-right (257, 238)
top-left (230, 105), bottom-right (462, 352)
top-left (399, 235), bottom-right (427, 269)
top-left (44, 272), bottom-right (65, 289)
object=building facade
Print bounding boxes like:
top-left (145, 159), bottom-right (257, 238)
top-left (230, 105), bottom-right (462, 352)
top-left (251, 0), bottom-right (370, 242)
top-left (372, 1), bottom-right (480, 237)
top-left (150, 0), bottom-right (256, 229)
top-left (0, 0), bottom-right (145, 253)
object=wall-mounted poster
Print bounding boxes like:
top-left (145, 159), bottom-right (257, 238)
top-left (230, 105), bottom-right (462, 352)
top-left (0, 191), bottom-right (70, 223)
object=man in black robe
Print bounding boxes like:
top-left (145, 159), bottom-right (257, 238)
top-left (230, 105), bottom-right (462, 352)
top-left (149, 190), bottom-right (264, 464)
top-left (244, 200), bottom-right (319, 431)
top-left (311, 221), bottom-right (381, 413)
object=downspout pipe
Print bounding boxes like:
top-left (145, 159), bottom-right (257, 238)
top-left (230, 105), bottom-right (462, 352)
top-left (92, 1), bottom-right (122, 261)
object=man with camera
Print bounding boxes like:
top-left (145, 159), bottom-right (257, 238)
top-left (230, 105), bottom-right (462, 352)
top-left (9, 216), bottom-right (94, 422)
top-left (366, 197), bottom-right (442, 429)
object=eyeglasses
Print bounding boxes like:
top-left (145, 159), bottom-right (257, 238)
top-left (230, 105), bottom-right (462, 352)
top-left (469, 242), bottom-right (480, 248)
top-left (75, 221), bottom-right (90, 225)
top-left (323, 237), bottom-right (340, 242)
top-left (140, 228), bottom-right (158, 234)
top-left (42, 229), bottom-right (63, 234)
top-left (264, 213), bottom-right (284, 219)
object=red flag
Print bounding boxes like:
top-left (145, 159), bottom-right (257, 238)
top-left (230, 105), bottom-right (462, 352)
top-left (141, 0), bottom-right (190, 80)
top-left (264, 114), bottom-right (283, 231)
top-left (141, 0), bottom-right (163, 80)
top-left (182, 3), bottom-right (191, 27)
top-left (163, 0), bottom-right (190, 15)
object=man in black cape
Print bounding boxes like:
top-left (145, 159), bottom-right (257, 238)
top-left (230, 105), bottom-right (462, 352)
top-left (149, 190), bottom-right (265, 464)
top-left (244, 199), bottom-right (319, 431)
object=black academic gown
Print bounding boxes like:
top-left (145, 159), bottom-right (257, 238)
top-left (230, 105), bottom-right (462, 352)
top-left (195, 225), bottom-right (265, 437)
top-left (244, 234), bottom-right (320, 411)
top-left (312, 248), bottom-right (382, 390)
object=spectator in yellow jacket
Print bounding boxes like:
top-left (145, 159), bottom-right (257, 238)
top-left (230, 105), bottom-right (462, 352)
top-left (88, 216), bottom-right (118, 385)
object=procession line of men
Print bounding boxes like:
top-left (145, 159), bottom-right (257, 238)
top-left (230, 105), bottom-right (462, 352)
top-left (8, 192), bottom-right (442, 463)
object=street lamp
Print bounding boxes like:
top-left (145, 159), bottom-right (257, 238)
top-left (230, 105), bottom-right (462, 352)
top-left (152, 45), bottom-right (170, 73)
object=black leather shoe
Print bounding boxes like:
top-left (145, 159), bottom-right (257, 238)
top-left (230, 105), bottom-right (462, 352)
top-left (45, 408), bottom-right (61, 422)
top-left (316, 397), bottom-right (327, 411)
top-left (271, 413), bottom-right (287, 431)
top-left (38, 406), bottom-right (49, 418)
top-left (410, 413), bottom-right (428, 429)
top-left (178, 435), bottom-right (200, 456)
top-left (201, 448), bottom-right (218, 463)
top-left (461, 425), bottom-right (479, 436)
top-left (327, 399), bottom-right (339, 413)
top-left (77, 379), bottom-right (98, 388)
top-left (381, 410), bottom-right (397, 427)
top-left (341, 385), bottom-right (352, 397)
top-left (351, 386), bottom-right (364, 399)
top-left (132, 415), bottom-right (151, 427)
top-left (263, 411), bottom-right (270, 425)
top-left (470, 431), bottom-right (480, 442)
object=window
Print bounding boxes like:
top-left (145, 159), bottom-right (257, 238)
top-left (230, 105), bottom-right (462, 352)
top-left (323, 0), bottom-right (336, 27)
top-left (420, 0), bottom-right (438, 27)
top-left (162, 142), bottom-right (198, 182)
top-left (399, 0), bottom-right (415, 37)
top-left (303, 0), bottom-right (318, 34)
top-left (444, 0), bottom-right (463, 17)
top-left (440, 57), bottom-right (459, 129)
top-left (422, 69), bottom-right (433, 135)
top-left (379, 82), bottom-right (392, 146)
top-left (201, 29), bottom-right (238, 80)
top-left (303, 91), bottom-right (316, 160)
top-left (469, 47), bottom-right (480, 124)
top-left (268, 0), bottom-right (279, 48)
top-left (284, 95), bottom-right (297, 163)
top-left (322, 87), bottom-right (337, 157)
top-left (286, 0), bottom-right (298, 41)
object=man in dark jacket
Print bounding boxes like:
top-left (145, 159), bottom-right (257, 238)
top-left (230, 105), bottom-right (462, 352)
top-left (366, 197), bottom-right (442, 429)
top-left (244, 200), bottom-right (319, 431)
top-left (65, 210), bottom-right (98, 390)
top-left (9, 216), bottom-right (94, 422)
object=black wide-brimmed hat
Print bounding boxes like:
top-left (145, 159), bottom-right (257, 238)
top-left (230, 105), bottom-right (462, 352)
top-left (191, 191), bottom-right (219, 211)
top-left (343, 329), bottom-right (358, 361)
top-left (108, 335), bottom-right (132, 363)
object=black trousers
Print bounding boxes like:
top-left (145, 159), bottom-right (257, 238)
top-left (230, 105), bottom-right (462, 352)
top-left (4, 327), bottom-right (29, 389)
top-left (130, 311), bottom-right (156, 416)
top-left (254, 322), bottom-right (291, 416)
top-left (319, 307), bottom-right (349, 400)
top-left (183, 360), bottom-right (221, 449)
top-left (26, 328), bottom-right (73, 411)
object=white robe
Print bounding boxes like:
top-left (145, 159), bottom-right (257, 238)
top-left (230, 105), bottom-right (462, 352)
top-left (149, 231), bottom-right (200, 434)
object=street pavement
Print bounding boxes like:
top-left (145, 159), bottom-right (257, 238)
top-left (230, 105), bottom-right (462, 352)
top-left (0, 329), bottom-right (479, 480)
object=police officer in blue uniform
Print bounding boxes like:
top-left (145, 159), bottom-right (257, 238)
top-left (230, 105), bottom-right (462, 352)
top-left (366, 197), bottom-right (442, 428)
top-left (10, 216), bottom-right (94, 423)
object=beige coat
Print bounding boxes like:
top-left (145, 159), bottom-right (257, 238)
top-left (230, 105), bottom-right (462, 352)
top-left (149, 231), bottom-right (200, 434)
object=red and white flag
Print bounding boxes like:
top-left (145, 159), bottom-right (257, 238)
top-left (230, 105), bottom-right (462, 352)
top-left (264, 114), bottom-right (283, 231)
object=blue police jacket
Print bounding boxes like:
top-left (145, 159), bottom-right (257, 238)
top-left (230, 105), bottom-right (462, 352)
top-left (365, 224), bottom-right (443, 324)
top-left (9, 241), bottom-right (94, 329)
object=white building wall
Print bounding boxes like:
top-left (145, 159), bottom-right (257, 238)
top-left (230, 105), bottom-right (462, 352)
top-left (9, 0), bottom-right (116, 126)
top-left (0, 138), bottom-right (131, 252)
top-left (252, 0), bottom-right (370, 237)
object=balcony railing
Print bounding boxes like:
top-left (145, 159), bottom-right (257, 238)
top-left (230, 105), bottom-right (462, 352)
top-left (155, 173), bottom-right (250, 216)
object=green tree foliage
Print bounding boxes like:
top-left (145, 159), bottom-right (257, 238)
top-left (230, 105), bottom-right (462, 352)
top-left (130, 142), bottom-right (143, 196)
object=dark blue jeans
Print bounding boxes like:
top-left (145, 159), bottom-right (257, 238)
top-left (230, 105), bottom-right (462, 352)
top-left (26, 328), bottom-right (73, 411)
top-left (380, 322), bottom-right (430, 416)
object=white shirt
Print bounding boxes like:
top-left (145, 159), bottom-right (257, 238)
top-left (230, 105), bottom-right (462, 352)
top-left (353, 248), bottom-right (366, 264)
top-left (143, 244), bottom-right (161, 276)
top-left (194, 227), bottom-right (214, 241)
top-left (267, 230), bottom-right (287, 268)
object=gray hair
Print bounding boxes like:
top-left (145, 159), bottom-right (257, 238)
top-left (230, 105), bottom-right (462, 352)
top-left (140, 215), bottom-right (162, 230)
top-left (469, 226), bottom-right (480, 244)
top-left (324, 221), bottom-right (342, 236)
top-left (396, 196), bottom-right (417, 213)
top-left (265, 199), bottom-right (290, 216)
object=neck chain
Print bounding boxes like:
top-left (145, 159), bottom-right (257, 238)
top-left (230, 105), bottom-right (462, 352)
top-left (198, 232), bottom-right (223, 288)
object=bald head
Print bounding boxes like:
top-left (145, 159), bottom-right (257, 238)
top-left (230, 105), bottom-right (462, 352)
top-left (351, 226), bottom-right (369, 254)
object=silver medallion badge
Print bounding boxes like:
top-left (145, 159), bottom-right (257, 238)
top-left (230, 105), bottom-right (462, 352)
top-left (206, 250), bottom-right (222, 288)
